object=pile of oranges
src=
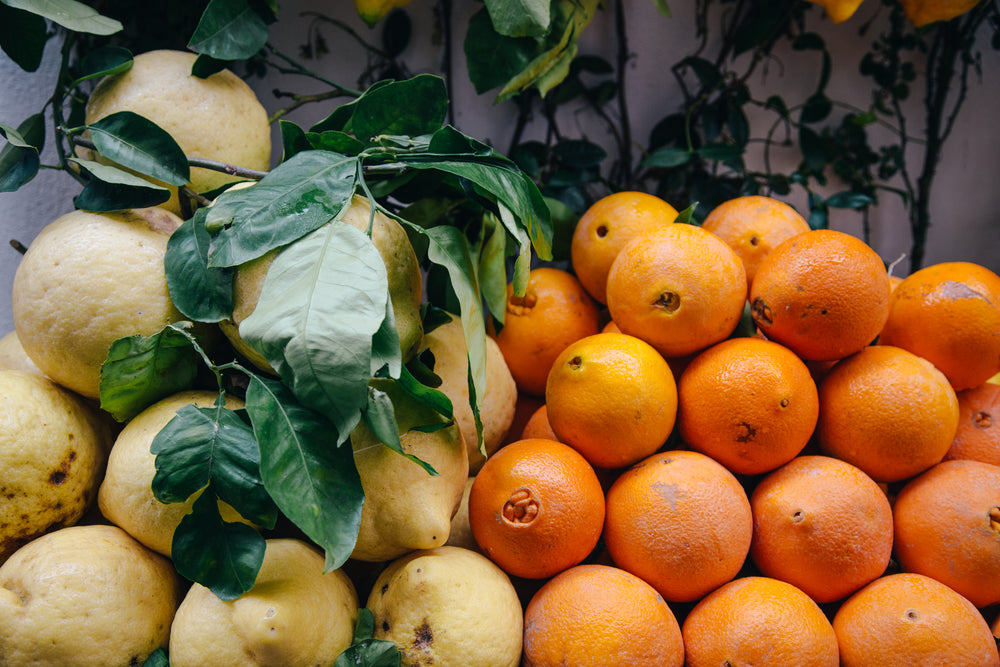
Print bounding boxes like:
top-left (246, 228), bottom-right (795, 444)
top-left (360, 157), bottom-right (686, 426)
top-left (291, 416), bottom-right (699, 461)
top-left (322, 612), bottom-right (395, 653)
top-left (477, 192), bottom-right (1000, 666)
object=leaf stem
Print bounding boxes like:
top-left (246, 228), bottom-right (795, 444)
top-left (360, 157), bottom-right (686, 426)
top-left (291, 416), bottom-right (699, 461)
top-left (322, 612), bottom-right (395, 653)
top-left (261, 44), bottom-right (363, 97)
top-left (268, 89), bottom-right (348, 124)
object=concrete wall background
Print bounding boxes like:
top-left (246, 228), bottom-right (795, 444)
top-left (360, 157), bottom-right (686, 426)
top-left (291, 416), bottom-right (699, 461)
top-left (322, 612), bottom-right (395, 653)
top-left (2, 0), bottom-right (998, 335)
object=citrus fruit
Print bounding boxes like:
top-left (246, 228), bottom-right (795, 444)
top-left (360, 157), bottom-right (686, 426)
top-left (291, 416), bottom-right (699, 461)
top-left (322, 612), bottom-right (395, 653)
top-left (606, 223), bottom-right (747, 357)
top-left (468, 438), bottom-right (604, 579)
top-left (749, 455), bottom-right (894, 603)
top-left (11, 207), bottom-right (185, 398)
top-left (545, 332), bottom-right (677, 469)
top-left (570, 191), bottom-right (678, 304)
top-left (808, 0), bottom-right (866, 22)
top-left (445, 477), bottom-right (479, 552)
top-left (900, 0), bottom-right (981, 26)
top-left (169, 539), bottom-right (358, 667)
top-left (0, 331), bottom-right (42, 376)
top-left (85, 49), bottom-right (271, 213)
top-left (879, 261), bottom-right (1000, 390)
top-left (678, 337), bottom-right (819, 475)
top-left (368, 546), bottom-right (523, 667)
top-left (521, 404), bottom-right (559, 441)
top-left (749, 228), bottom-right (891, 361)
top-left (701, 194), bottom-right (810, 288)
top-left (603, 450), bottom-right (753, 602)
top-left (944, 382), bottom-right (1000, 465)
top-left (0, 525), bottom-right (182, 667)
top-left (492, 267), bottom-right (600, 396)
top-left (522, 564), bottom-right (684, 667)
top-left (817, 344), bottom-right (959, 482)
top-left (833, 572), bottom-right (1000, 666)
top-left (682, 576), bottom-right (839, 667)
top-left (892, 459), bottom-right (1000, 608)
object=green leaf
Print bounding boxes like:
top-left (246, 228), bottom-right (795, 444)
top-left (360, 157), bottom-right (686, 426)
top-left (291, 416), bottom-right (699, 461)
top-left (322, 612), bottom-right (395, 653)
top-left (309, 81), bottom-right (393, 134)
top-left (800, 93), bottom-right (832, 124)
top-left (85, 111), bottom-right (191, 186)
top-left (279, 120), bottom-right (311, 162)
top-left (151, 403), bottom-right (277, 528)
top-left (71, 46), bottom-right (132, 86)
top-left (0, 3), bottom-right (46, 71)
top-left (164, 209), bottom-right (235, 323)
top-left (641, 146), bottom-right (693, 169)
top-left (463, 7), bottom-right (537, 94)
top-left (70, 158), bottom-right (171, 212)
top-left (553, 139), bottom-right (606, 168)
top-left (477, 214), bottom-right (508, 325)
top-left (826, 191), bottom-right (874, 209)
top-left (362, 384), bottom-right (438, 475)
top-left (0, 119), bottom-right (41, 192)
top-left (171, 490), bottom-right (266, 600)
top-left (245, 376), bottom-right (364, 571)
top-left (306, 130), bottom-right (366, 156)
top-left (799, 126), bottom-right (826, 171)
top-left (239, 223), bottom-right (388, 443)
top-left (142, 648), bottom-right (170, 667)
top-left (683, 56), bottom-right (723, 89)
top-left (793, 32), bottom-right (825, 51)
top-left (674, 202), bottom-right (699, 225)
top-left (484, 0), bottom-right (550, 37)
top-left (695, 143), bottom-right (744, 162)
top-left (396, 361), bottom-right (453, 423)
top-left (1, 0), bottom-right (122, 34)
top-left (352, 75), bottom-right (448, 142)
top-left (650, 0), bottom-right (671, 17)
top-left (335, 610), bottom-right (402, 667)
top-left (370, 295), bottom-right (402, 379)
top-left (98, 323), bottom-right (201, 422)
top-left (205, 150), bottom-right (357, 267)
top-left (191, 54), bottom-right (229, 79)
top-left (188, 0), bottom-right (268, 61)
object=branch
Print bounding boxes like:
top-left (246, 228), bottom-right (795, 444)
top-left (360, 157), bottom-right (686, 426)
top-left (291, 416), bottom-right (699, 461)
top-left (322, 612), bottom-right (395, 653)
top-left (261, 44), bottom-right (363, 97)
top-left (268, 89), bottom-right (347, 124)
top-left (613, 0), bottom-right (634, 188)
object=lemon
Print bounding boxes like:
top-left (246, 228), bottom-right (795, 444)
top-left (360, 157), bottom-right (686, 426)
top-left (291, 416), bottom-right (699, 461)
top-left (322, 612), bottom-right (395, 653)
top-left (11, 207), bottom-right (186, 399)
top-left (97, 390), bottom-right (249, 557)
top-left (85, 49), bottom-right (272, 213)
top-left (0, 524), bottom-right (182, 667)
top-left (0, 331), bottom-right (43, 376)
top-left (808, 0), bottom-right (865, 22)
top-left (169, 538), bottom-right (358, 667)
top-left (445, 477), bottom-right (480, 552)
top-left (368, 546), bottom-right (523, 667)
top-left (900, 0), bottom-right (980, 25)
top-left (354, 0), bottom-right (415, 26)
top-left (0, 370), bottom-right (109, 563)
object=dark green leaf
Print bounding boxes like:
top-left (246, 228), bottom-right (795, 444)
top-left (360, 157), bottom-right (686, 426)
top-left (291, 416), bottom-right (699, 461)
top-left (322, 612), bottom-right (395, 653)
top-left (2, 0), bottom-right (122, 34)
top-left (191, 53), bottom-right (229, 79)
top-left (71, 46), bottom-right (132, 86)
top-left (309, 81), bottom-right (393, 134)
top-left (352, 75), bottom-right (448, 141)
top-left (573, 54), bottom-right (613, 74)
top-left (171, 491), bottom-right (266, 600)
top-left (98, 323), bottom-right (201, 422)
top-left (674, 202), bottom-right (699, 225)
top-left (370, 295), bottom-right (402, 379)
top-left (381, 9), bottom-right (411, 57)
top-left (641, 146), bottom-right (693, 168)
top-left (808, 207), bottom-right (828, 230)
top-left (335, 618), bottom-right (402, 667)
top-left (0, 119), bottom-right (41, 192)
top-left (696, 143), bottom-right (743, 162)
top-left (188, 0), bottom-right (268, 60)
top-left (826, 191), bottom-right (874, 209)
top-left (205, 150), bottom-right (358, 267)
top-left (553, 139), bottom-right (606, 168)
top-left (279, 120), bottom-right (311, 162)
top-left (142, 649), bottom-right (169, 667)
top-left (799, 126), bottom-right (826, 171)
top-left (427, 125), bottom-right (492, 156)
top-left (0, 3), bottom-right (46, 71)
top-left (765, 95), bottom-right (789, 118)
top-left (484, 0), bottom-right (550, 37)
top-left (362, 384), bottom-right (438, 475)
top-left (239, 222), bottom-right (388, 442)
top-left (800, 93), bottom-right (833, 124)
top-left (727, 105), bottom-right (750, 147)
top-left (70, 158), bottom-right (171, 211)
top-left (477, 214), bottom-right (508, 325)
top-left (164, 209), bottom-right (234, 323)
top-left (463, 7), bottom-right (537, 94)
top-left (793, 32), bottom-right (825, 50)
top-left (396, 361), bottom-right (452, 422)
top-left (306, 130), bottom-right (366, 156)
top-left (85, 111), bottom-right (190, 186)
top-left (245, 376), bottom-right (364, 571)
top-left (682, 56), bottom-right (723, 89)
top-left (650, 0), bottom-right (671, 17)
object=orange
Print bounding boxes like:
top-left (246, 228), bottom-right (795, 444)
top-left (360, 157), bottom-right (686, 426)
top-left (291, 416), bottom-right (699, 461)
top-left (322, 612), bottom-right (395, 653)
top-left (503, 392), bottom-right (546, 447)
top-left (522, 564), bottom-right (684, 667)
top-left (833, 573), bottom-right (1000, 666)
top-left (817, 345), bottom-right (959, 483)
top-left (879, 261), bottom-right (1000, 390)
top-left (467, 438), bottom-right (604, 579)
top-left (545, 332), bottom-right (677, 469)
top-left (749, 455), bottom-right (894, 603)
top-left (520, 404), bottom-right (558, 442)
top-left (603, 450), bottom-right (753, 602)
top-left (901, 0), bottom-right (982, 27)
top-left (808, 0), bottom-right (865, 23)
top-left (606, 223), bottom-right (747, 358)
top-left (701, 195), bottom-right (810, 288)
top-left (678, 337), bottom-right (819, 475)
top-left (892, 459), bottom-right (1000, 608)
top-left (570, 191), bottom-right (678, 305)
top-left (491, 267), bottom-right (600, 396)
top-left (944, 382), bottom-right (1000, 465)
top-left (749, 229), bottom-right (891, 361)
top-left (600, 319), bottom-right (620, 334)
top-left (682, 576), bottom-right (839, 667)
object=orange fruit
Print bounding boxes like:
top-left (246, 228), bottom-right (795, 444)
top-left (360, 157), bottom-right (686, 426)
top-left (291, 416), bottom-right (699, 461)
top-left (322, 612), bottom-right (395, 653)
top-left (817, 345), bottom-right (959, 483)
top-left (520, 404), bottom-right (558, 442)
top-left (606, 223), bottom-right (747, 358)
top-left (503, 392), bottom-right (546, 447)
top-left (467, 438), bottom-right (604, 579)
top-left (545, 332), bottom-right (677, 470)
top-left (879, 261), bottom-right (1000, 390)
top-left (833, 573), bottom-right (1000, 666)
top-left (749, 229), bottom-right (891, 361)
top-left (892, 459), bottom-right (1000, 608)
top-left (570, 191), bottom-right (679, 305)
top-left (522, 564), bottom-right (684, 667)
top-left (601, 319), bottom-right (621, 334)
top-left (678, 337), bottom-right (819, 475)
top-left (491, 267), bottom-right (600, 396)
top-left (603, 450), bottom-right (753, 602)
top-left (682, 576), bottom-right (839, 667)
top-left (749, 455), bottom-right (894, 603)
top-left (944, 382), bottom-right (1000, 465)
top-left (701, 195), bottom-right (811, 288)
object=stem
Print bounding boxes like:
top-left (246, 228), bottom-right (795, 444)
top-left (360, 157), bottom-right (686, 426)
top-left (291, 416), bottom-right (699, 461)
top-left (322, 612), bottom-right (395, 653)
top-left (613, 0), bottom-right (634, 188)
top-left (262, 44), bottom-right (363, 97)
top-left (268, 89), bottom-right (348, 124)
top-left (10, 239), bottom-right (28, 254)
top-left (435, 0), bottom-right (455, 128)
top-left (51, 33), bottom-right (87, 187)
top-left (301, 12), bottom-right (390, 58)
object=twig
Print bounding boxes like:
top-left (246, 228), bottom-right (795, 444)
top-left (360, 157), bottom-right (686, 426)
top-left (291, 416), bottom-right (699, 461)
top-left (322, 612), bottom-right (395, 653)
top-left (268, 89), bottom-right (347, 124)
top-left (613, 0), bottom-right (634, 188)
top-left (10, 239), bottom-right (28, 254)
top-left (262, 44), bottom-right (363, 97)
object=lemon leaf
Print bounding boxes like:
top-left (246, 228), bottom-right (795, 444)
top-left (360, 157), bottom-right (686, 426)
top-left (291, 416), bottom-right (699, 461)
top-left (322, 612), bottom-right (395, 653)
top-left (188, 0), bottom-right (268, 61)
top-left (484, 0), bottom-right (550, 37)
top-left (85, 110), bottom-right (190, 186)
top-left (0, 3), bottom-right (46, 72)
top-left (0, 117), bottom-right (41, 192)
top-left (1, 0), bottom-right (122, 35)
top-left (164, 208), bottom-right (235, 323)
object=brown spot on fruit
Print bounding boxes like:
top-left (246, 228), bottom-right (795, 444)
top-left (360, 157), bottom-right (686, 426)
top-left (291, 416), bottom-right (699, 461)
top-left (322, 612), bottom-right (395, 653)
top-left (49, 470), bottom-right (67, 485)
top-left (736, 422), bottom-right (756, 443)
top-left (413, 619), bottom-right (433, 649)
top-left (751, 297), bottom-right (773, 327)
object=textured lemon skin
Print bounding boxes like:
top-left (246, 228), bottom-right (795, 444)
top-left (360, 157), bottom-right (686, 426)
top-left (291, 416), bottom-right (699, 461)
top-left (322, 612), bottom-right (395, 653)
top-left (169, 539), bottom-right (359, 667)
top-left (85, 49), bottom-right (272, 213)
top-left (0, 370), bottom-right (109, 563)
top-left (368, 546), bottom-right (523, 667)
top-left (0, 524), bottom-right (182, 667)
top-left (0, 331), bottom-right (43, 377)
